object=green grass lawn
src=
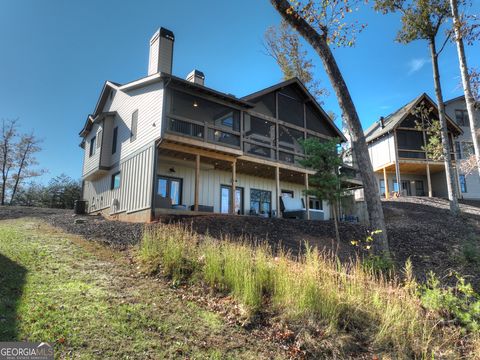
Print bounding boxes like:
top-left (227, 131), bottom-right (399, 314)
top-left (0, 218), bottom-right (284, 359)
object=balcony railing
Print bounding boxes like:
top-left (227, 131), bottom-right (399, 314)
top-left (398, 148), bottom-right (456, 161)
top-left (166, 115), bottom-right (309, 167)
top-left (168, 117), bottom-right (204, 139)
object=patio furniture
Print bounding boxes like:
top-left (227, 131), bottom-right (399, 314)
top-left (189, 205), bottom-right (214, 212)
top-left (281, 196), bottom-right (307, 219)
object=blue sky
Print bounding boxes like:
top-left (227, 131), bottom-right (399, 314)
top-left (0, 0), bottom-right (478, 182)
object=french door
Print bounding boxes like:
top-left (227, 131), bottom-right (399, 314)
top-left (220, 185), bottom-right (244, 214)
top-left (157, 176), bottom-right (182, 205)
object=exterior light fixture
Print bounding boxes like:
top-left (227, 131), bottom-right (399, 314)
top-left (193, 101), bottom-right (198, 107)
top-left (169, 167), bottom-right (176, 173)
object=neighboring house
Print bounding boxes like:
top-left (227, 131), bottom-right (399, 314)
top-left (79, 28), bottom-right (348, 222)
top-left (444, 95), bottom-right (480, 200)
top-left (364, 93), bottom-right (463, 199)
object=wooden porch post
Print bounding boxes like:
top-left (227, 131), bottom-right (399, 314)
top-left (304, 173), bottom-right (310, 220)
top-left (194, 154), bottom-right (200, 211)
top-left (383, 167), bottom-right (390, 199)
top-left (230, 159), bottom-right (236, 215)
top-left (426, 163), bottom-right (432, 197)
top-left (275, 166), bottom-right (281, 218)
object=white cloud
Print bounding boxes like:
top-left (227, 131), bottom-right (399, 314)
top-left (407, 58), bottom-right (429, 75)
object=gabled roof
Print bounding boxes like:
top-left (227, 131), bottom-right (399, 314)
top-left (242, 77), bottom-right (346, 142)
top-left (92, 81), bottom-right (120, 118)
top-left (365, 93), bottom-right (463, 143)
top-left (79, 111), bottom-right (116, 137)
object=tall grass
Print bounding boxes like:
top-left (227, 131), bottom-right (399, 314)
top-left (138, 223), bottom-right (472, 357)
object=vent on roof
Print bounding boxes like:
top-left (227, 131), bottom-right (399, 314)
top-left (148, 27), bottom-right (175, 75)
top-left (186, 70), bottom-right (205, 86)
top-left (379, 116), bottom-right (385, 129)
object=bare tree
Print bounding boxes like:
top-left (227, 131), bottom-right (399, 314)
top-left (9, 132), bottom-right (43, 204)
top-left (0, 119), bottom-right (43, 205)
top-left (0, 119), bottom-right (17, 205)
top-left (264, 20), bottom-right (328, 101)
top-left (375, 0), bottom-right (460, 215)
top-left (269, 0), bottom-right (390, 256)
top-left (450, 0), bottom-right (480, 178)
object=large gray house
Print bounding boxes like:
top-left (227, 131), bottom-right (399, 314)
top-left (79, 28), bottom-right (348, 222)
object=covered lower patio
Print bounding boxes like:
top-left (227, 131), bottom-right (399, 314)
top-left (375, 160), bottom-right (460, 198)
top-left (154, 137), bottom-right (324, 219)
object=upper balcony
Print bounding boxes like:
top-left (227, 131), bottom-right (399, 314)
top-left (163, 81), bottom-right (344, 169)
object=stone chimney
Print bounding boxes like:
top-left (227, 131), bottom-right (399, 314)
top-left (148, 27), bottom-right (174, 75)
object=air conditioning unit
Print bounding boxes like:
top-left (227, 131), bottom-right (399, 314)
top-left (111, 198), bottom-right (119, 212)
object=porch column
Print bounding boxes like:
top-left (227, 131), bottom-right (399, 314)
top-left (304, 173), bottom-right (310, 220)
top-left (426, 162), bottom-right (432, 197)
top-left (230, 159), bottom-right (236, 215)
top-left (275, 166), bottom-right (281, 218)
top-left (383, 167), bottom-right (390, 199)
top-left (194, 154), bottom-right (200, 211)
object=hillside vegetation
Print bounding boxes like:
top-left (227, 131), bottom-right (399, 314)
top-left (138, 222), bottom-right (480, 358)
top-left (0, 219), bottom-right (287, 359)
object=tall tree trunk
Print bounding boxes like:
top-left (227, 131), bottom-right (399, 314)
top-left (450, 0), bottom-right (480, 177)
top-left (332, 198), bottom-right (340, 254)
top-left (1, 149), bottom-right (8, 206)
top-left (270, 0), bottom-right (389, 255)
top-left (429, 39), bottom-right (460, 215)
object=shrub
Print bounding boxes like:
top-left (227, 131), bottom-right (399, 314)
top-left (462, 239), bottom-right (480, 265)
top-left (139, 225), bottom-right (198, 283)
top-left (419, 272), bottom-right (480, 333)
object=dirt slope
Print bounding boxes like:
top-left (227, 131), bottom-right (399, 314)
top-left (2, 197), bottom-right (479, 288)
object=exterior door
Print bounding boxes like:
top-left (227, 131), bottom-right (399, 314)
top-left (157, 176), bottom-right (182, 205)
top-left (415, 180), bottom-right (425, 196)
top-left (401, 180), bottom-right (412, 196)
top-left (250, 189), bottom-right (272, 216)
top-left (220, 185), bottom-right (243, 214)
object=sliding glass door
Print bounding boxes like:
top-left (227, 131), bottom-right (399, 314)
top-left (220, 185), bottom-right (243, 214)
top-left (157, 176), bottom-right (182, 205)
top-left (250, 189), bottom-right (271, 216)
